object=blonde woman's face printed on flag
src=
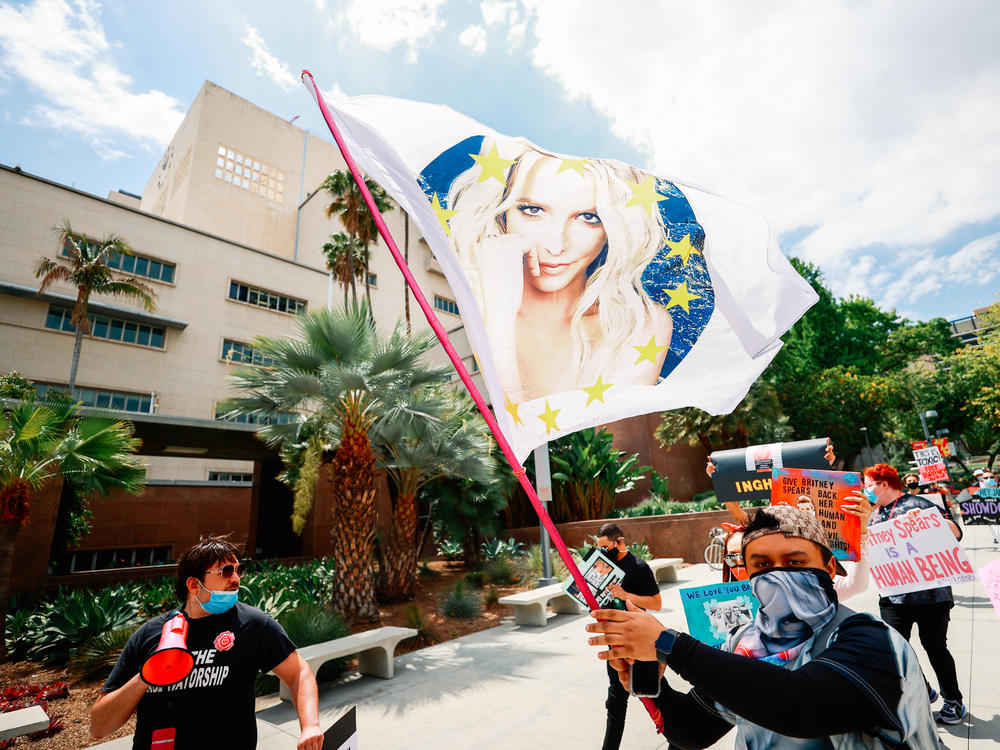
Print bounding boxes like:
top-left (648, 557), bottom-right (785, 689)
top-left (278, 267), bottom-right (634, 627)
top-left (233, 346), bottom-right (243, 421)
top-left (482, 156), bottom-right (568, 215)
top-left (426, 138), bottom-right (694, 403)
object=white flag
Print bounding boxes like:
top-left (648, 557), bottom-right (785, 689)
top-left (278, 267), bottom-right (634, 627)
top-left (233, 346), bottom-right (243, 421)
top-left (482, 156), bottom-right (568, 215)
top-left (319, 92), bottom-right (817, 461)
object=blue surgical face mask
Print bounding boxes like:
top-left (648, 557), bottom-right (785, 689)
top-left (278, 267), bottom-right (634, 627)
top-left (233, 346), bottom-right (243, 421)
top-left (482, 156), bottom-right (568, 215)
top-left (982, 478), bottom-right (997, 488)
top-left (863, 487), bottom-right (878, 503)
top-left (197, 580), bottom-right (238, 614)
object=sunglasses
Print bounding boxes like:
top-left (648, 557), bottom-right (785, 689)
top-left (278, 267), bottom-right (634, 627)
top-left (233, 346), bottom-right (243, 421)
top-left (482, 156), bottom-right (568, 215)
top-left (724, 553), bottom-right (744, 567)
top-left (204, 563), bottom-right (247, 579)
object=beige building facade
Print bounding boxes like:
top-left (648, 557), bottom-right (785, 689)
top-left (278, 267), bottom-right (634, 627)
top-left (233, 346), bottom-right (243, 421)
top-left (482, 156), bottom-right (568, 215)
top-left (0, 80), bottom-right (479, 486)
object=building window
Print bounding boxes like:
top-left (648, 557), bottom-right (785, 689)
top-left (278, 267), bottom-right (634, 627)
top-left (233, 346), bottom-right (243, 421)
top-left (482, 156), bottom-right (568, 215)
top-left (44, 305), bottom-right (166, 349)
top-left (221, 339), bottom-right (271, 366)
top-left (434, 295), bottom-right (460, 316)
top-left (228, 281), bottom-right (307, 315)
top-left (208, 471), bottom-right (253, 484)
top-left (215, 144), bottom-right (284, 202)
top-left (367, 272), bottom-right (377, 288)
top-left (62, 239), bottom-right (176, 284)
top-left (215, 406), bottom-right (298, 425)
top-left (70, 545), bottom-right (171, 572)
top-left (34, 382), bottom-right (155, 413)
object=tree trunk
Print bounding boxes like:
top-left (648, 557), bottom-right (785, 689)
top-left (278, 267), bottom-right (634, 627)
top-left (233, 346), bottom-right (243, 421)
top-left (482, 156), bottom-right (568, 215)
top-left (381, 491), bottom-right (418, 601)
top-left (364, 247), bottom-right (372, 312)
top-left (404, 215), bottom-right (411, 335)
top-left (328, 422), bottom-right (379, 622)
top-left (347, 239), bottom-right (357, 305)
top-left (68, 327), bottom-right (84, 392)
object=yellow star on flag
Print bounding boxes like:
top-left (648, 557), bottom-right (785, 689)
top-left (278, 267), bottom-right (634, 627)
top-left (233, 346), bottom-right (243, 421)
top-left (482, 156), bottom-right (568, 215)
top-left (582, 376), bottom-right (613, 406)
top-left (625, 176), bottom-right (670, 216)
top-left (633, 335), bottom-right (668, 366)
top-left (431, 192), bottom-right (458, 237)
top-left (470, 144), bottom-right (515, 184)
top-left (664, 234), bottom-right (701, 267)
top-left (504, 393), bottom-right (524, 428)
top-left (556, 158), bottom-right (588, 177)
top-left (538, 400), bottom-right (560, 435)
top-left (664, 280), bottom-right (702, 313)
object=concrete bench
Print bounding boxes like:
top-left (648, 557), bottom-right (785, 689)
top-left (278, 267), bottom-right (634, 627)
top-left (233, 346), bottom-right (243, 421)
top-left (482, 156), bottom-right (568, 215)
top-left (498, 582), bottom-right (585, 627)
top-left (0, 705), bottom-right (49, 741)
top-left (648, 557), bottom-right (683, 583)
top-left (273, 626), bottom-right (417, 700)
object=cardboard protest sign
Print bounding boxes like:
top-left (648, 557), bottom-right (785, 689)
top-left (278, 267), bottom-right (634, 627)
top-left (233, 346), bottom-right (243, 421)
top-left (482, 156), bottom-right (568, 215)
top-left (978, 557), bottom-right (1000, 623)
top-left (710, 438), bottom-right (830, 505)
top-left (562, 549), bottom-right (625, 609)
top-left (917, 492), bottom-right (947, 511)
top-left (770, 468), bottom-right (863, 561)
top-left (957, 487), bottom-right (1000, 525)
top-left (679, 580), bottom-right (759, 648)
top-left (913, 446), bottom-right (949, 484)
top-left (912, 437), bottom-right (951, 457)
top-left (866, 509), bottom-right (975, 596)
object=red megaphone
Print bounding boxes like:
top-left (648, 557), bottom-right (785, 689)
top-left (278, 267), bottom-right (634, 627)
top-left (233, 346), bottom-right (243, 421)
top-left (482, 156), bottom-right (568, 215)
top-left (140, 613), bottom-right (194, 687)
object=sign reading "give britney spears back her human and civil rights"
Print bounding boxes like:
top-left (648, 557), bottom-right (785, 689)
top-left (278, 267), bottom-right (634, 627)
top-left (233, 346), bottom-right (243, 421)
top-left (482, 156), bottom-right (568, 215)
top-left (866, 509), bottom-right (975, 596)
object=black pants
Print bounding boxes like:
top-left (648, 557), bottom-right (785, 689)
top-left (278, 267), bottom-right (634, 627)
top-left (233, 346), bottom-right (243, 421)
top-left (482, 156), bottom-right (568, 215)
top-left (603, 660), bottom-right (630, 750)
top-left (880, 601), bottom-right (963, 703)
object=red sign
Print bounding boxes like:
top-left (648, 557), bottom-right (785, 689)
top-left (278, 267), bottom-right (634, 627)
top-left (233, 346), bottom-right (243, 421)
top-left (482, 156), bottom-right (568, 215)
top-left (911, 437), bottom-right (951, 457)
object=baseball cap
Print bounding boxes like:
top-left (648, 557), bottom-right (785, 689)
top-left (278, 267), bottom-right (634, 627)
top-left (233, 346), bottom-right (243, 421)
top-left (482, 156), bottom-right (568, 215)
top-left (741, 504), bottom-right (848, 576)
top-left (973, 469), bottom-right (985, 477)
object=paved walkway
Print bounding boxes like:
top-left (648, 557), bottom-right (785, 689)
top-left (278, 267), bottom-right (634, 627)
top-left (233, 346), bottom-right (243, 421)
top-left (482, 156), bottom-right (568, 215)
top-left (96, 525), bottom-right (1000, 749)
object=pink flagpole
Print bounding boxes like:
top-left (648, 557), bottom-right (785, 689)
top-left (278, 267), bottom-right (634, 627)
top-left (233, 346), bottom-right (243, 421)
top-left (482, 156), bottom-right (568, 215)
top-left (301, 71), bottom-right (664, 730)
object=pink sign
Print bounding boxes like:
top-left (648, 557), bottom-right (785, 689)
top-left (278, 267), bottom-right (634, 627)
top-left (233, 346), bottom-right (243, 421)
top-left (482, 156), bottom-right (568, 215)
top-left (978, 557), bottom-right (1000, 622)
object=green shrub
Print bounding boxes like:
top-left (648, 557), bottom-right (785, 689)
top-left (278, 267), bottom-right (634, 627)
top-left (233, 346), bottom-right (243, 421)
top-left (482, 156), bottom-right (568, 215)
top-left (403, 603), bottom-right (436, 646)
top-left (437, 538), bottom-right (464, 560)
top-left (483, 586), bottom-right (501, 609)
top-left (463, 569), bottom-right (490, 588)
top-left (441, 580), bottom-right (481, 619)
top-left (516, 544), bottom-right (572, 587)
top-left (140, 577), bottom-right (177, 614)
top-left (69, 624), bottom-right (140, 680)
top-left (481, 536), bottom-right (525, 561)
top-left (628, 540), bottom-right (652, 561)
top-left (484, 555), bottom-right (520, 585)
top-left (27, 586), bottom-right (142, 665)
top-left (256, 602), bottom-right (350, 696)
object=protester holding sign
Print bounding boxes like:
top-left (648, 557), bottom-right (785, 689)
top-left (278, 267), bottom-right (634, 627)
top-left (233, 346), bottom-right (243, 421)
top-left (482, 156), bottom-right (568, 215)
top-left (585, 505), bottom-right (939, 748)
top-left (864, 463), bottom-right (966, 725)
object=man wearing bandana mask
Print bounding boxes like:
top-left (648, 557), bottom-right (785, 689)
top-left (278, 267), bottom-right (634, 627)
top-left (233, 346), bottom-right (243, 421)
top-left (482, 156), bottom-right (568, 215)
top-left (586, 505), bottom-right (940, 749)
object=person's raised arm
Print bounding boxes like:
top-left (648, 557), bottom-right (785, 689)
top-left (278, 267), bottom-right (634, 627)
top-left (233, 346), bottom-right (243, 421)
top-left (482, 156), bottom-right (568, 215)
top-left (90, 674), bottom-right (147, 739)
top-left (272, 651), bottom-right (323, 750)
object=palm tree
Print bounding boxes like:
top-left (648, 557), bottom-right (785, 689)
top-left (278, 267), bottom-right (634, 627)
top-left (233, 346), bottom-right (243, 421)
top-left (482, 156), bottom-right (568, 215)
top-left (0, 394), bottom-right (145, 657)
top-left (320, 171), bottom-right (394, 310)
top-left (321, 232), bottom-right (368, 306)
top-left (35, 222), bottom-right (156, 391)
top-left (219, 303), bottom-right (449, 622)
top-left (376, 390), bottom-right (493, 600)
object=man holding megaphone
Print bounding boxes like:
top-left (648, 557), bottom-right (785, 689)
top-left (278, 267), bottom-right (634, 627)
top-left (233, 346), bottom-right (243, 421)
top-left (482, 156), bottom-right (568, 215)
top-left (90, 535), bottom-right (323, 749)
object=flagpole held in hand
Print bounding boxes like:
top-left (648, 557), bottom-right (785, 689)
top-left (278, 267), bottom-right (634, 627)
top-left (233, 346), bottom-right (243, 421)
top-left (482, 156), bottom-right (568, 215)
top-left (301, 70), bottom-right (665, 733)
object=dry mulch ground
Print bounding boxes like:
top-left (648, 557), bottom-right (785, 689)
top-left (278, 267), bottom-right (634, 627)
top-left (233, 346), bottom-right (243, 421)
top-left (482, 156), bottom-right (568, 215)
top-left (1, 559), bottom-right (524, 749)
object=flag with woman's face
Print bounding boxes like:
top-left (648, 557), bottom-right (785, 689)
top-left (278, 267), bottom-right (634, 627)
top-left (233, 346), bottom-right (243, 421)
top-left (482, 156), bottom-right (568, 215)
top-left (318, 92), bottom-right (817, 461)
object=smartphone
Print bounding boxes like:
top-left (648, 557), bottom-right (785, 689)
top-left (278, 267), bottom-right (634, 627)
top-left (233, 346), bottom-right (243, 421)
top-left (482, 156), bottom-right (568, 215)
top-left (629, 659), bottom-right (661, 698)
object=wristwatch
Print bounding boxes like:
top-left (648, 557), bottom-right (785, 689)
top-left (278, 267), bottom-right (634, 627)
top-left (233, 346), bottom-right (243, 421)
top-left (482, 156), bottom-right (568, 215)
top-left (655, 628), bottom-right (680, 664)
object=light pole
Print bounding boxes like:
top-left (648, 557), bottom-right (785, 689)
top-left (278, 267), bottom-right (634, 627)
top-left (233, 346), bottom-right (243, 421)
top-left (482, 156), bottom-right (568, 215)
top-left (859, 427), bottom-right (872, 464)
top-left (919, 409), bottom-right (938, 442)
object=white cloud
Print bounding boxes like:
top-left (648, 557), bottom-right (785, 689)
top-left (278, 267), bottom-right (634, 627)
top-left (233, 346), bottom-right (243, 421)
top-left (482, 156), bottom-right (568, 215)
top-left (243, 26), bottom-right (298, 93)
top-left (337, 0), bottom-right (446, 63)
top-left (459, 25), bottom-right (487, 55)
top-left (0, 0), bottom-right (184, 156)
top-left (480, 0), bottom-right (517, 26)
top-left (517, 1), bottom-right (1000, 278)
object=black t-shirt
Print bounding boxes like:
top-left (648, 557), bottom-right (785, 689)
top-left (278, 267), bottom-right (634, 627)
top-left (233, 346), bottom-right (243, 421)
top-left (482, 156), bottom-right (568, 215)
top-left (868, 492), bottom-right (960, 606)
top-left (103, 602), bottom-right (296, 749)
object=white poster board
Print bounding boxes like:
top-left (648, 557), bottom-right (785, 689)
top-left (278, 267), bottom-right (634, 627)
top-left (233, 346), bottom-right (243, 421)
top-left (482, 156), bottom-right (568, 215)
top-left (913, 446), bottom-right (949, 484)
top-left (867, 509), bottom-right (975, 596)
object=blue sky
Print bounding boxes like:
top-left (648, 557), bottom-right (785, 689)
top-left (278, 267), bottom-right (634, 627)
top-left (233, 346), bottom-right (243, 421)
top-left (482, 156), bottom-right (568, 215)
top-left (1, 0), bottom-right (998, 323)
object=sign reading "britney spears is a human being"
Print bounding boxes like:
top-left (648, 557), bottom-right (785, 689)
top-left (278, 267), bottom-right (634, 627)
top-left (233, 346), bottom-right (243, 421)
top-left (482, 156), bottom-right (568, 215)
top-left (867, 509), bottom-right (975, 596)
